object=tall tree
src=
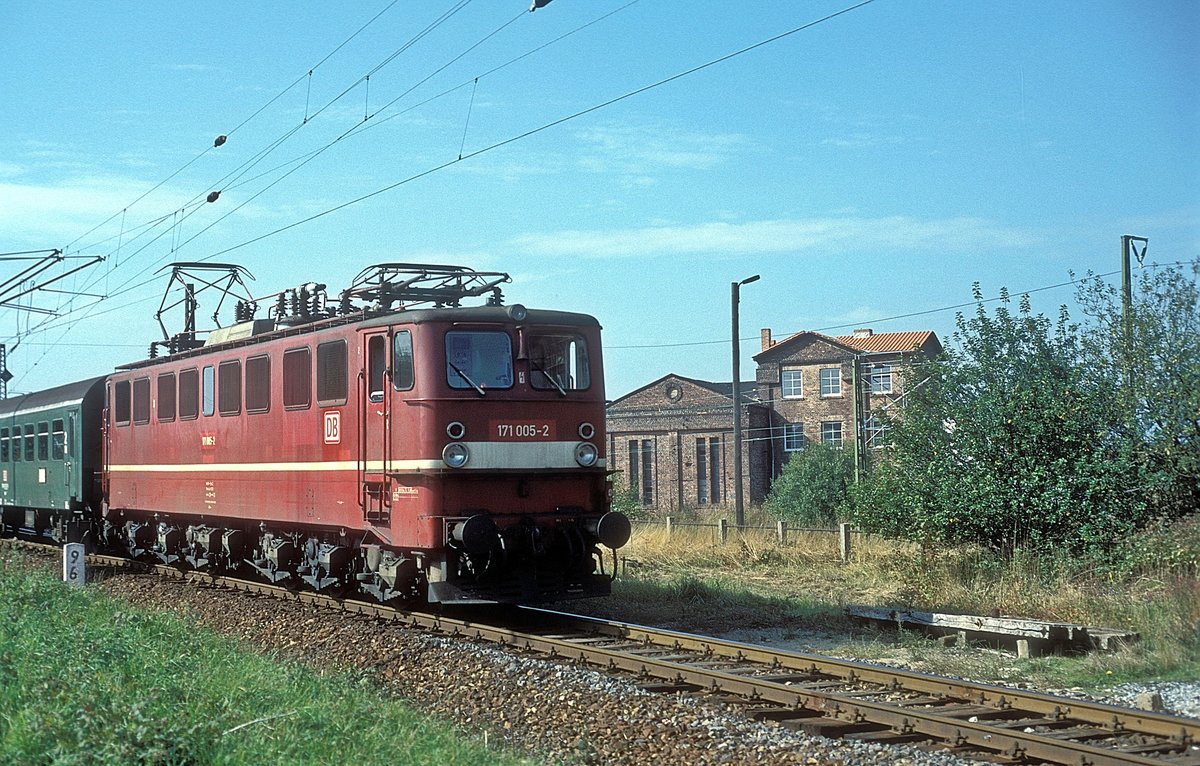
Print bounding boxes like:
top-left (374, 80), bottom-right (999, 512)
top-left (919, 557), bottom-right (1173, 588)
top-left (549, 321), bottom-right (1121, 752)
top-left (852, 287), bottom-right (1145, 554)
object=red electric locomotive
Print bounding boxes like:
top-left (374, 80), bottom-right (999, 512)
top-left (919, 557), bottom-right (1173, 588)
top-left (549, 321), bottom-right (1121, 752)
top-left (102, 264), bottom-right (630, 604)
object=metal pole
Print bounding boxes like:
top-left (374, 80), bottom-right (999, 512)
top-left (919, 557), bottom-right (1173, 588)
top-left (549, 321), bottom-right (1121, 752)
top-left (1120, 235), bottom-right (1147, 391)
top-left (731, 274), bottom-right (759, 528)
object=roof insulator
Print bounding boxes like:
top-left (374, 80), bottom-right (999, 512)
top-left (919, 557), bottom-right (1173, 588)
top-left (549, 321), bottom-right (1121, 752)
top-left (206, 191), bottom-right (220, 203)
top-left (214, 135), bottom-right (227, 147)
top-left (529, 0), bottom-right (551, 10)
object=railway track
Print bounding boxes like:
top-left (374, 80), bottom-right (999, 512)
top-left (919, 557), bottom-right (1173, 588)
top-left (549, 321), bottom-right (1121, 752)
top-left (9, 539), bottom-right (1200, 766)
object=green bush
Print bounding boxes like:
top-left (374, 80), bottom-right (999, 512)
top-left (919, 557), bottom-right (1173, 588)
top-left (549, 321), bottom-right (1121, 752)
top-left (762, 443), bottom-right (853, 527)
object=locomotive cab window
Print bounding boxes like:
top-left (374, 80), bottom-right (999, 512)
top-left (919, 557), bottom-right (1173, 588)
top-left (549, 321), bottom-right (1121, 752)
top-left (393, 330), bottom-right (414, 391)
top-left (528, 332), bottom-right (590, 392)
top-left (445, 331), bottom-right (513, 391)
top-left (202, 366), bottom-right (215, 417)
top-left (367, 335), bottom-right (386, 402)
top-left (113, 379), bottom-right (132, 425)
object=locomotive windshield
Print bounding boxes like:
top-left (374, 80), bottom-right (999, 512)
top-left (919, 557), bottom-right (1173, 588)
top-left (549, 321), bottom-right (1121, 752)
top-left (445, 331), bottom-right (513, 392)
top-left (529, 332), bottom-right (590, 392)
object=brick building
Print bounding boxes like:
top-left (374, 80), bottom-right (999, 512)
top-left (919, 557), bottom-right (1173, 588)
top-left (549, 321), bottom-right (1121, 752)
top-left (605, 328), bottom-right (940, 513)
top-left (605, 374), bottom-right (775, 514)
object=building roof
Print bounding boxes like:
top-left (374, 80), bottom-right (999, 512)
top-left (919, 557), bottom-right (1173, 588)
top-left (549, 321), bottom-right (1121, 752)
top-left (607, 372), bottom-right (762, 408)
top-left (834, 330), bottom-right (940, 354)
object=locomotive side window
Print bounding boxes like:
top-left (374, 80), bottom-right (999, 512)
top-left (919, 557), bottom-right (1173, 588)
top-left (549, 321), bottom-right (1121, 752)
top-left (202, 366), bottom-right (215, 417)
top-left (113, 380), bottom-right (132, 425)
top-left (179, 368), bottom-right (200, 420)
top-left (218, 360), bottom-right (242, 416)
top-left (317, 340), bottom-right (348, 407)
top-left (133, 377), bottom-right (151, 425)
top-left (367, 335), bottom-right (386, 402)
top-left (37, 422), bottom-right (49, 461)
top-left (157, 373), bottom-right (176, 422)
top-left (246, 355), bottom-right (271, 414)
top-left (283, 347), bottom-right (312, 410)
top-left (528, 333), bottom-right (590, 392)
top-left (0, 428), bottom-right (8, 462)
top-left (24, 426), bottom-right (34, 462)
top-left (445, 331), bottom-right (513, 391)
top-left (52, 419), bottom-right (65, 460)
top-left (393, 330), bottom-right (414, 391)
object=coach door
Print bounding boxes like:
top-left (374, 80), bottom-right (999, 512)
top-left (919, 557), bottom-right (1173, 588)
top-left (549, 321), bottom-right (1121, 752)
top-left (360, 331), bottom-right (391, 523)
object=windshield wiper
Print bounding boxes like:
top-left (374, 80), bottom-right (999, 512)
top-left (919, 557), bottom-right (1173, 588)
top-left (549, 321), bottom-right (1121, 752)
top-left (448, 362), bottom-right (485, 396)
top-left (531, 360), bottom-right (566, 396)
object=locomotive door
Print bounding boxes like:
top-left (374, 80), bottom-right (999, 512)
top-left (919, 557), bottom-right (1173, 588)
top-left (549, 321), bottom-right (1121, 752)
top-left (360, 331), bottom-right (391, 523)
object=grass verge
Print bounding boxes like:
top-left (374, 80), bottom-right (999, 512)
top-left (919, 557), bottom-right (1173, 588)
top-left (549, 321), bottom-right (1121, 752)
top-left (0, 552), bottom-right (528, 766)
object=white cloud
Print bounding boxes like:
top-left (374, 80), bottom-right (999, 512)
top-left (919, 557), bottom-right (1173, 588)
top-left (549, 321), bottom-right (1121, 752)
top-left (509, 216), bottom-right (1042, 259)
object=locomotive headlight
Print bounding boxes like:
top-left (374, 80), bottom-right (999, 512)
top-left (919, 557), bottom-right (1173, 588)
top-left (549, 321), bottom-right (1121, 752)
top-left (574, 442), bottom-right (598, 467)
top-left (578, 422), bottom-right (595, 440)
top-left (446, 421), bottom-right (466, 440)
top-left (443, 442), bottom-right (470, 469)
top-left (507, 304), bottom-right (528, 321)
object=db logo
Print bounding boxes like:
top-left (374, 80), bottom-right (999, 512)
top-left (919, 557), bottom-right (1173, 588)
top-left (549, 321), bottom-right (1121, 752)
top-left (324, 412), bottom-right (341, 444)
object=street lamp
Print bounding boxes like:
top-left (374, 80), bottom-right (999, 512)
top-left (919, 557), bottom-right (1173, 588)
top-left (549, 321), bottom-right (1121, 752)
top-left (731, 274), bottom-right (760, 529)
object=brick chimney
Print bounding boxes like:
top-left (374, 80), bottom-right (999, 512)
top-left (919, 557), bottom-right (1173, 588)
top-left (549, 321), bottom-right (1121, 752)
top-left (760, 328), bottom-right (774, 351)
top-left (852, 328), bottom-right (873, 338)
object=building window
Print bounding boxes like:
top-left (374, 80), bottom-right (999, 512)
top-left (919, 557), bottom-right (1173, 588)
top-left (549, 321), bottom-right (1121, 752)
top-left (52, 419), bottom-right (65, 459)
top-left (870, 363), bottom-right (893, 394)
top-left (821, 421), bottom-right (844, 448)
top-left (246, 355), bottom-right (271, 414)
top-left (179, 368), bottom-right (200, 420)
top-left (283, 347), bottom-right (312, 409)
top-left (695, 437), bottom-right (721, 504)
top-left (157, 373), bottom-right (176, 422)
top-left (628, 438), bottom-right (653, 505)
top-left (783, 423), bottom-right (806, 452)
top-left (819, 368), bottom-right (842, 397)
top-left (317, 340), bottom-right (348, 406)
top-left (133, 377), bottom-right (151, 425)
top-left (864, 414), bottom-right (890, 447)
top-left (218, 360), bottom-right (241, 416)
top-left (781, 369), bottom-right (802, 399)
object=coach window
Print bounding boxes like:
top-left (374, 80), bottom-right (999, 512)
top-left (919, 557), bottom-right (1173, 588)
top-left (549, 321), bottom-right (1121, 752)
top-left (445, 331), bottom-right (513, 391)
top-left (316, 340), bottom-right (348, 407)
top-left (24, 426), bottom-right (35, 462)
top-left (283, 347), bottom-right (312, 410)
top-left (157, 373), bottom-right (176, 422)
top-left (37, 422), bottom-right (49, 461)
top-left (113, 379), bottom-right (132, 425)
top-left (218, 360), bottom-right (242, 416)
top-left (367, 335), bottom-right (386, 402)
top-left (133, 376), bottom-right (151, 425)
top-left (202, 365), bottom-right (215, 417)
top-left (0, 428), bottom-right (8, 462)
top-left (11, 426), bottom-right (20, 462)
top-left (393, 330), bottom-right (414, 391)
top-left (52, 419), bottom-right (65, 460)
top-left (179, 368), bottom-right (199, 420)
top-left (246, 355), bottom-right (270, 414)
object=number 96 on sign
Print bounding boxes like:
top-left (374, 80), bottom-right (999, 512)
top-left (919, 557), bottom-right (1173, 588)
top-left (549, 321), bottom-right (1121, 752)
top-left (62, 543), bottom-right (86, 587)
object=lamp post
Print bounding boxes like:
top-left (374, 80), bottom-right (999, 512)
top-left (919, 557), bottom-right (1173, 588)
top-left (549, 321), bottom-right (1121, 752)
top-left (731, 274), bottom-right (760, 529)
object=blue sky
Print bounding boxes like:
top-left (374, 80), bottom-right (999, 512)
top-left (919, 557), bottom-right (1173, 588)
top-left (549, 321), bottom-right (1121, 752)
top-left (2, 0), bottom-right (1197, 399)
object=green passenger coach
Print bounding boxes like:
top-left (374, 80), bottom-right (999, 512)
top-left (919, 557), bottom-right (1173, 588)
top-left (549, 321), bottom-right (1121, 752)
top-left (0, 376), bottom-right (106, 541)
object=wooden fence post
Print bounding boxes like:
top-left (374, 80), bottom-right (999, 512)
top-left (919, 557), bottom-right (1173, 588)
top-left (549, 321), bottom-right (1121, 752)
top-left (718, 518), bottom-right (728, 544)
top-left (839, 522), bottom-right (852, 562)
top-left (776, 520), bottom-right (787, 544)
top-left (665, 516), bottom-right (674, 539)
